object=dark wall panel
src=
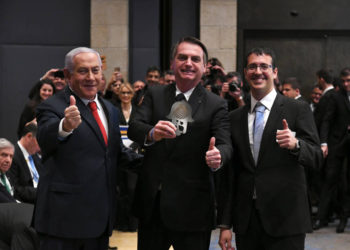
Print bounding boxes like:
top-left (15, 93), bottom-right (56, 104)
top-left (129, 0), bottom-right (160, 83)
top-left (0, 0), bottom-right (89, 143)
top-left (239, 0), bottom-right (350, 30)
top-left (244, 32), bottom-right (324, 98)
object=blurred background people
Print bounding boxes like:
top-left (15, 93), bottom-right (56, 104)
top-left (17, 79), bottom-right (55, 139)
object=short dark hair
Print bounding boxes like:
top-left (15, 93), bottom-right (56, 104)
top-left (282, 77), bottom-right (301, 90)
top-left (171, 36), bottom-right (208, 64)
top-left (340, 67), bottom-right (350, 78)
top-left (226, 71), bottom-right (242, 83)
top-left (20, 122), bottom-right (37, 138)
top-left (164, 70), bottom-right (174, 76)
top-left (245, 47), bottom-right (276, 69)
top-left (146, 66), bottom-right (160, 75)
top-left (316, 69), bottom-right (333, 83)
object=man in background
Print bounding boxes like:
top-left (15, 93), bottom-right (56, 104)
top-left (282, 77), bottom-right (307, 102)
top-left (8, 123), bottom-right (42, 204)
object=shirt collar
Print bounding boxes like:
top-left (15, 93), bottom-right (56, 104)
top-left (322, 86), bottom-right (334, 95)
top-left (17, 141), bottom-right (30, 160)
top-left (250, 88), bottom-right (277, 113)
top-left (175, 85), bottom-right (195, 101)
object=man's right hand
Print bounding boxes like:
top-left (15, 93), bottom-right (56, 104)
top-left (219, 228), bottom-right (234, 250)
top-left (148, 120), bottom-right (176, 142)
top-left (63, 95), bottom-right (82, 132)
top-left (41, 68), bottom-right (60, 80)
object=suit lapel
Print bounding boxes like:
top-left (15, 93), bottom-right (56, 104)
top-left (15, 144), bottom-right (34, 185)
top-left (241, 104), bottom-right (255, 167)
top-left (188, 84), bottom-right (204, 118)
top-left (164, 84), bottom-right (177, 152)
top-left (65, 88), bottom-right (107, 148)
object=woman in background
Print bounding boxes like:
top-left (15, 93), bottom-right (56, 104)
top-left (17, 79), bottom-right (55, 138)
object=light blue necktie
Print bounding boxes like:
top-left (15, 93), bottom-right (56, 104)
top-left (253, 102), bottom-right (266, 165)
top-left (28, 155), bottom-right (39, 183)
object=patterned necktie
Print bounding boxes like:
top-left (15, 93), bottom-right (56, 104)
top-left (175, 93), bottom-right (186, 102)
top-left (0, 173), bottom-right (11, 193)
top-left (88, 101), bottom-right (108, 145)
top-left (253, 102), bottom-right (266, 165)
top-left (28, 155), bottom-right (39, 183)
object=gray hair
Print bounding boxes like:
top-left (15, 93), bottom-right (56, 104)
top-left (0, 138), bottom-right (14, 151)
top-left (65, 47), bottom-right (102, 73)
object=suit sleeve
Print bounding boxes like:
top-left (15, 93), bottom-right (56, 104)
top-left (128, 90), bottom-right (154, 145)
top-left (295, 102), bottom-right (323, 170)
top-left (36, 101), bottom-right (65, 160)
top-left (319, 93), bottom-right (337, 144)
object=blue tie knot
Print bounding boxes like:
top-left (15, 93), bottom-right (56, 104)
top-left (255, 103), bottom-right (266, 113)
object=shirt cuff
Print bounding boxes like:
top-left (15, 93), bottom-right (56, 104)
top-left (58, 118), bottom-right (73, 138)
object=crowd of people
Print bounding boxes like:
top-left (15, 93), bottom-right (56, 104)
top-left (0, 36), bottom-right (349, 250)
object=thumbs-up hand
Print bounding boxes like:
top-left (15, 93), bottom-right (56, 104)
top-left (63, 95), bottom-right (82, 132)
top-left (276, 119), bottom-right (298, 150)
top-left (206, 137), bottom-right (222, 169)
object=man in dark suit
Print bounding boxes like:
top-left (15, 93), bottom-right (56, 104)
top-left (315, 67), bottom-right (350, 233)
top-left (282, 77), bottom-right (307, 103)
top-left (218, 48), bottom-right (322, 250)
top-left (0, 138), bottom-right (39, 250)
top-left (128, 37), bottom-right (232, 250)
top-left (33, 47), bottom-right (140, 250)
top-left (7, 123), bottom-right (42, 203)
top-left (313, 69), bottom-right (336, 140)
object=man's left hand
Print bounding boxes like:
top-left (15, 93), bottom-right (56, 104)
top-left (276, 119), bottom-right (298, 150)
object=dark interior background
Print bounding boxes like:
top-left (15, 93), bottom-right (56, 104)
top-left (2, 0), bottom-right (350, 143)
top-left (237, 0), bottom-right (350, 99)
top-left (129, 0), bottom-right (199, 83)
top-left (0, 0), bottom-right (90, 143)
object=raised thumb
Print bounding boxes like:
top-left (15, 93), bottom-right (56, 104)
top-left (282, 119), bottom-right (289, 130)
top-left (209, 137), bottom-right (216, 150)
top-left (70, 95), bottom-right (76, 106)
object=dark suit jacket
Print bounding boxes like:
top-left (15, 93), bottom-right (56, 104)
top-left (34, 86), bottom-right (132, 239)
top-left (0, 183), bottom-right (16, 203)
top-left (296, 95), bottom-right (308, 103)
top-left (7, 144), bottom-right (43, 203)
top-left (314, 88), bottom-right (336, 132)
top-left (128, 83), bottom-right (232, 231)
top-left (319, 89), bottom-right (350, 155)
top-left (218, 93), bottom-right (322, 237)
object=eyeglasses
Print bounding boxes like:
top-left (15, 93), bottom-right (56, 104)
top-left (246, 63), bottom-right (273, 72)
top-left (112, 83), bottom-right (121, 87)
top-left (342, 79), bottom-right (350, 83)
top-left (121, 91), bottom-right (132, 95)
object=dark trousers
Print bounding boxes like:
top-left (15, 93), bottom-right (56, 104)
top-left (39, 234), bottom-right (108, 250)
top-left (317, 151), bottom-right (349, 221)
top-left (236, 207), bottom-right (305, 250)
top-left (137, 192), bottom-right (211, 250)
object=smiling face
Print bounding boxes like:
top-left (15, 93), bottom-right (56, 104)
top-left (66, 52), bottom-right (102, 100)
top-left (0, 147), bottom-right (14, 173)
top-left (244, 53), bottom-right (278, 100)
top-left (39, 83), bottom-right (54, 100)
top-left (118, 85), bottom-right (134, 104)
top-left (171, 42), bottom-right (206, 91)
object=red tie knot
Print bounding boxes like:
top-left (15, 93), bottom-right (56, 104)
top-left (88, 101), bottom-right (97, 111)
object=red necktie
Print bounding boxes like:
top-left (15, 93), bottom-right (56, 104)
top-left (88, 101), bottom-right (108, 145)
